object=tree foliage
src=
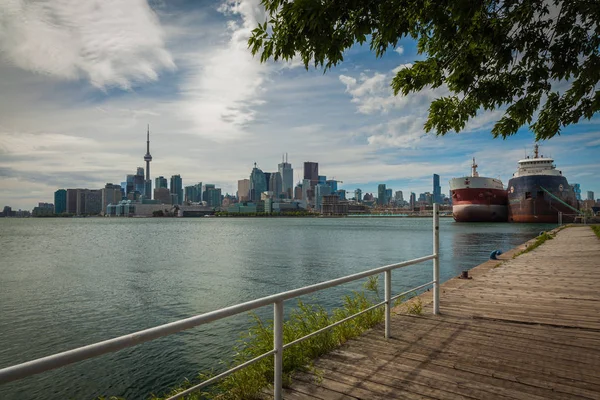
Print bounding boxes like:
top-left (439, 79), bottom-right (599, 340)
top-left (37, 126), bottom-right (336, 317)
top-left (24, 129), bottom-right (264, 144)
top-left (249, 0), bottom-right (600, 140)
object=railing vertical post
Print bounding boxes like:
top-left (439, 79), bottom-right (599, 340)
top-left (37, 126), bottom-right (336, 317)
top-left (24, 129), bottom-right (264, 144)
top-left (558, 212), bottom-right (562, 226)
top-left (384, 270), bottom-right (392, 339)
top-left (433, 203), bottom-right (440, 315)
top-left (274, 300), bottom-right (283, 400)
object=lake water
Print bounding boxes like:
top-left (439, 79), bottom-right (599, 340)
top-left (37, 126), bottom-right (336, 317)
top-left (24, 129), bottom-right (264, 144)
top-left (0, 217), bottom-right (554, 399)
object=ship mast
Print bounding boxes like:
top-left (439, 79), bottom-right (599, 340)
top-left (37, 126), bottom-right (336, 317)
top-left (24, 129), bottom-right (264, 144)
top-left (534, 143), bottom-right (539, 159)
top-left (471, 158), bottom-right (479, 177)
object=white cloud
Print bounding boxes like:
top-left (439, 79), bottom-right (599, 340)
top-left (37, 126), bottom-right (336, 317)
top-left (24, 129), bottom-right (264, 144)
top-left (0, 0), bottom-right (175, 89)
top-left (394, 46), bottom-right (404, 55)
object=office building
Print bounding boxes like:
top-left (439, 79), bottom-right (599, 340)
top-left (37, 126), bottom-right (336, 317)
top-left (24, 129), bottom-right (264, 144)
top-left (302, 178), bottom-right (312, 204)
top-left (263, 172), bottom-right (272, 191)
top-left (170, 175), bottom-right (183, 205)
top-left (354, 188), bottom-right (362, 202)
top-left (433, 174), bottom-right (441, 204)
top-left (278, 154), bottom-right (293, 198)
top-left (54, 189), bottom-right (67, 214)
top-left (134, 167), bottom-right (145, 196)
top-left (315, 184), bottom-right (332, 211)
top-left (238, 179), bottom-right (250, 201)
top-left (66, 189), bottom-right (78, 214)
top-left (155, 176), bottom-right (168, 189)
top-left (303, 162), bottom-right (319, 188)
top-left (326, 179), bottom-right (338, 192)
top-left (394, 191), bottom-right (404, 205)
top-left (588, 191), bottom-right (595, 201)
top-left (185, 183), bottom-right (202, 203)
top-left (269, 172), bottom-right (282, 198)
top-left (294, 183), bottom-right (303, 200)
top-left (572, 183), bottom-right (581, 201)
top-left (318, 175), bottom-right (326, 185)
top-left (206, 187), bottom-right (222, 208)
top-left (336, 189), bottom-right (346, 200)
top-left (85, 190), bottom-right (102, 215)
top-left (385, 188), bottom-right (393, 205)
top-left (154, 188), bottom-right (171, 204)
top-left (322, 195), bottom-right (349, 215)
top-left (102, 183), bottom-right (123, 215)
top-left (377, 184), bottom-right (387, 205)
top-left (32, 203), bottom-right (54, 217)
top-left (409, 192), bottom-right (416, 209)
top-left (249, 163), bottom-right (267, 202)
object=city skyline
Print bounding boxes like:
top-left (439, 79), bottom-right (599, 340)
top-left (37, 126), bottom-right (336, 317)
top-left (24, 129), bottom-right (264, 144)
top-left (0, 0), bottom-right (599, 210)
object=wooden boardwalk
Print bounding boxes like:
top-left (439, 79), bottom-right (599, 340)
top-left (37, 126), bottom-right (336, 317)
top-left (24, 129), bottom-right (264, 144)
top-left (284, 226), bottom-right (600, 399)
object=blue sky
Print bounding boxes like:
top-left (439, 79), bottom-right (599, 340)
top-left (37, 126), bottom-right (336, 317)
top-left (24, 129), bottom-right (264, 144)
top-left (0, 0), bottom-right (598, 210)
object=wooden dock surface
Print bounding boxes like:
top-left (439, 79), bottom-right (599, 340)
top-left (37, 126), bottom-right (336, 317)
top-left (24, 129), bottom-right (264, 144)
top-left (283, 226), bottom-right (600, 399)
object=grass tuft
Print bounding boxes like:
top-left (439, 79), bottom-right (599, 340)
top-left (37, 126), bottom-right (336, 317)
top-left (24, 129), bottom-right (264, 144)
top-left (592, 225), bottom-right (600, 239)
top-left (513, 231), bottom-right (554, 258)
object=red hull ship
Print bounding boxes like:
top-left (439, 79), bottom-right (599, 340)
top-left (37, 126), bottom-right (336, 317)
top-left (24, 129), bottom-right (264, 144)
top-left (450, 159), bottom-right (508, 222)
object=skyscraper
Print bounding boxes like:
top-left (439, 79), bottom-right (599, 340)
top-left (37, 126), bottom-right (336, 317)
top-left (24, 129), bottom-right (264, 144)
top-left (395, 191), bottom-right (404, 205)
top-left (170, 175), bottom-right (183, 205)
top-left (102, 183), bottom-right (122, 215)
top-left (54, 189), bottom-right (66, 215)
top-left (410, 192), bottom-right (416, 209)
top-left (303, 162), bottom-right (319, 188)
top-left (155, 176), bottom-right (168, 189)
top-left (269, 172), bottom-right (282, 197)
top-left (315, 184), bottom-right (332, 211)
top-left (433, 174), bottom-right (441, 204)
top-left (377, 184), bottom-right (387, 205)
top-left (144, 125), bottom-right (153, 199)
top-left (588, 191), bottom-right (595, 201)
top-left (572, 183), bottom-right (581, 201)
top-left (263, 172), bottom-right (272, 192)
top-left (249, 163), bottom-right (267, 202)
top-left (66, 189), bottom-right (78, 214)
top-left (385, 188), bottom-right (393, 205)
top-left (354, 188), bottom-right (362, 202)
top-left (278, 154), bottom-right (293, 199)
top-left (238, 179), bottom-right (250, 201)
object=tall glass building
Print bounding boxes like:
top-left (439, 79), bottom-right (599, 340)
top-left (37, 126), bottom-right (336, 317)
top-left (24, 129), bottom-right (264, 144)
top-left (170, 175), bottom-right (183, 205)
top-left (54, 189), bottom-right (67, 214)
top-left (303, 162), bottom-right (319, 188)
top-left (250, 164), bottom-right (267, 202)
top-left (278, 156), bottom-right (293, 199)
top-left (433, 174), bottom-right (441, 204)
top-left (377, 184), bottom-right (387, 205)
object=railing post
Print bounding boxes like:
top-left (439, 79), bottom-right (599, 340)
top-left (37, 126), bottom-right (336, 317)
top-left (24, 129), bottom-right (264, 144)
top-left (558, 212), bottom-right (562, 226)
top-left (384, 270), bottom-right (391, 339)
top-left (273, 300), bottom-right (283, 400)
top-left (433, 203), bottom-right (440, 315)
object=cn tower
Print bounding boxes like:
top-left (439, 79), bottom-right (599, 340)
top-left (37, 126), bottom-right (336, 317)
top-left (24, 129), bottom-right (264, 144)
top-left (144, 124), bottom-right (152, 181)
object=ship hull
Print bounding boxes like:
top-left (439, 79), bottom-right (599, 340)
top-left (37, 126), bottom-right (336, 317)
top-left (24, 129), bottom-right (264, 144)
top-left (453, 204), bottom-right (508, 222)
top-left (451, 186), bottom-right (508, 222)
top-left (508, 175), bottom-right (578, 223)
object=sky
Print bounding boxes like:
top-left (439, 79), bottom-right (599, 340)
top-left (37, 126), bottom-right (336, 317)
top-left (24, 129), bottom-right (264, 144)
top-left (0, 0), bottom-right (598, 210)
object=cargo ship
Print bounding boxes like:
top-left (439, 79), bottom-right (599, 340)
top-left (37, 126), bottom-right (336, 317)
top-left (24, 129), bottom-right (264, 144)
top-left (450, 159), bottom-right (508, 222)
top-left (507, 144), bottom-right (579, 223)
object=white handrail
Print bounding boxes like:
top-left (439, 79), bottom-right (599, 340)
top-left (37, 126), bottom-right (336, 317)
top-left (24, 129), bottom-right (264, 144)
top-left (0, 204), bottom-right (441, 400)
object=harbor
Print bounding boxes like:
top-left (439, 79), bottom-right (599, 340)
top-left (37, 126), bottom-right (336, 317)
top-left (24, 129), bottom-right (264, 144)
top-left (283, 225), bottom-right (600, 399)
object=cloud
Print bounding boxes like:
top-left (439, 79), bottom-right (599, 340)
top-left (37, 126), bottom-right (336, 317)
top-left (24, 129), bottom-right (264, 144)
top-left (394, 46), bottom-right (404, 55)
top-left (0, 0), bottom-right (175, 89)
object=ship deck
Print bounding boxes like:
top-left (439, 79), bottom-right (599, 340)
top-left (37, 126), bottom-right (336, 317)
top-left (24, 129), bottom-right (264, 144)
top-left (278, 226), bottom-right (600, 399)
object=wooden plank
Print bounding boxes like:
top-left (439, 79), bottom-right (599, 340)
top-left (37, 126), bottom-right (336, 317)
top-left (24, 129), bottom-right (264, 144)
top-left (284, 227), bottom-right (600, 400)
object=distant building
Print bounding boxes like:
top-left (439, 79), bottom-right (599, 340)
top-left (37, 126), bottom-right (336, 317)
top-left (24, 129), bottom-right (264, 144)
top-left (32, 203), bottom-right (54, 217)
top-left (303, 162), bottom-right (319, 188)
top-left (409, 192), bottom-right (416, 209)
top-left (170, 175), bottom-right (183, 205)
top-left (238, 179), bottom-right (250, 201)
top-left (269, 172), bottom-right (283, 198)
top-left (322, 195), bottom-right (348, 215)
top-left (354, 188), bottom-right (362, 202)
top-left (326, 179), bottom-right (338, 192)
top-left (185, 183), bottom-right (202, 203)
top-left (315, 184), bottom-right (332, 211)
top-left (263, 172), bottom-right (272, 192)
top-left (249, 163), bottom-right (267, 202)
top-left (134, 167), bottom-right (145, 196)
top-left (206, 187), bottom-right (222, 208)
top-left (66, 189), bottom-right (78, 214)
top-left (377, 184), bottom-right (387, 205)
top-left (294, 183), bottom-right (303, 200)
top-left (155, 176), bottom-right (168, 189)
top-left (433, 174), bottom-right (441, 204)
top-left (385, 188), bottom-right (393, 205)
top-left (318, 175), bottom-right (327, 185)
top-left (588, 191), bottom-right (595, 201)
top-left (54, 189), bottom-right (67, 214)
top-left (336, 189), bottom-right (346, 200)
top-left (154, 187), bottom-right (171, 204)
top-left (572, 183), bottom-right (581, 201)
top-left (84, 190), bottom-right (102, 215)
top-left (394, 190), bottom-right (404, 205)
top-left (102, 183), bottom-right (123, 215)
top-left (278, 155), bottom-right (293, 198)
top-left (302, 178), bottom-right (312, 204)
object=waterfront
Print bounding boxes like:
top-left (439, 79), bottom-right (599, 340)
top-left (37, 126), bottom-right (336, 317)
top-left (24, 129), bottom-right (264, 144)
top-left (0, 218), bottom-right (554, 400)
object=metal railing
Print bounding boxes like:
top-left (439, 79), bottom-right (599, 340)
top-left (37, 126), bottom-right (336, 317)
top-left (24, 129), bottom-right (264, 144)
top-left (0, 204), bottom-right (441, 400)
